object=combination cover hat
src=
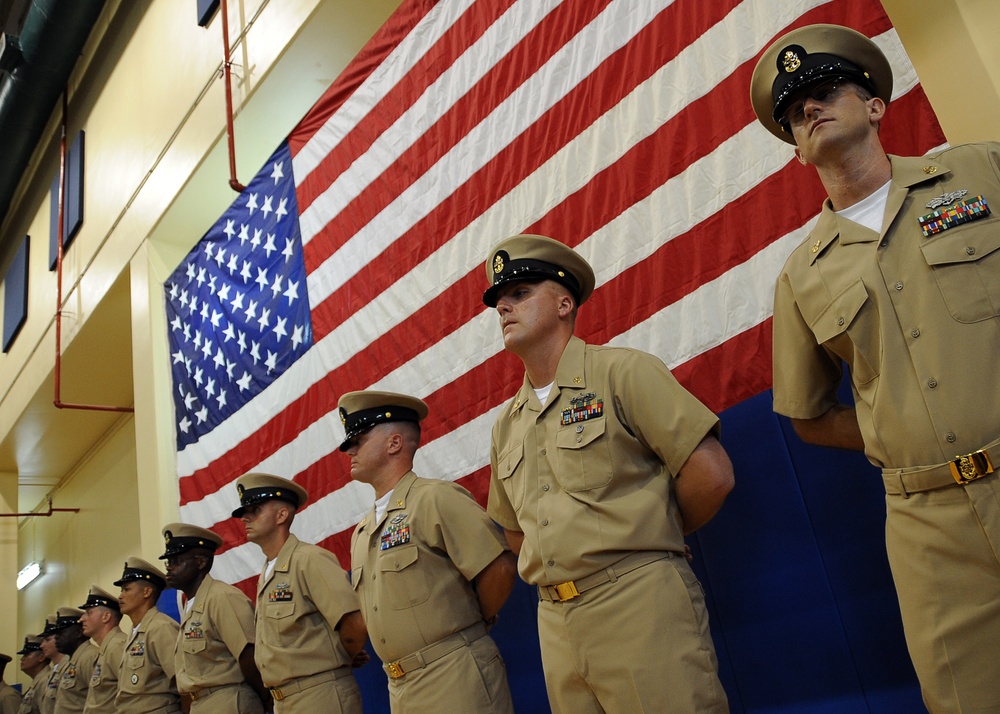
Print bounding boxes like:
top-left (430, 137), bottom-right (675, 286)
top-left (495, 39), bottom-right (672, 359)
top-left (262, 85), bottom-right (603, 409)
top-left (750, 23), bottom-right (893, 143)
top-left (232, 473), bottom-right (308, 518)
top-left (78, 585), bottom-right (120, 611)
top-left (113, 556), bottom-right (167, 590)
top-left (337, 390), bottom-right (429, 451)
top-left (160, 522), bottom-right (224, 558)
top-left (41, 614), bottom-right (57, 637)
top-left (50, 608), bottom-right (85, 632)
top-left (483, 234), bottom-right (596, 308)
top-left (16, 636), bottom-right (42, 655)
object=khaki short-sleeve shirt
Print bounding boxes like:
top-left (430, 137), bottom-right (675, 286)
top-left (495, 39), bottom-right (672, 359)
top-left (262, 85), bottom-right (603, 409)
top-left (772, 143), bottom-right (1000, 468)
top-left (54, 641), bottom-right (98, 713)
top-left (39, 663), bottom-right (60, 714)
top-left (174, 574), bottom-right (256, 694)
top-left (0, 682), bottom-right (21, 714)
top-left (254, 534), bottom-right (358, 689)
top-left (83, 627), bottom-right (126, 714)
top-left (351, 472), bottom-right (507, 662)
top-left (17, 669), bottom-right (50, 714)
top-left (115, 608), bottom-right (180, 713)
top-left (488, 337), bottom-right (719, 585)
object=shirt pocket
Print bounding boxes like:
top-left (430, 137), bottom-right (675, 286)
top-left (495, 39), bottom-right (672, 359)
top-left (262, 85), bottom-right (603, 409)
top-left (810, 279), bottom-right (880, 385)
top-left (921, 215), bottom-right (1000, 323)
top-left (496, 442), bottom-right (525, 510)
top-left (180, 637), bottom-right (210, 675)
top-left (378, 544), bottom-right (430, 610)
top-left (264, 601), bottom-right (296, 636)
top-left (553, 416), bottom-right (613, 491)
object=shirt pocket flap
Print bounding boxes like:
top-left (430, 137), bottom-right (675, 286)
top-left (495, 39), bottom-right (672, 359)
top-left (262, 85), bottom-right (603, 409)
top-left (265, 602), bottom-right (295, 619)
top-left (810, 279), bottom-right (869, 344)
top-left (555, 416), bottom-right (607, 450)
top-left (497, 443), bottom-right (523, 480)
top-left (181, 638), bottom-right (208, 654)
top-left (379, 544), bottom-right (418, 572)
top-left (921, 218), bottom-right (1000, 266)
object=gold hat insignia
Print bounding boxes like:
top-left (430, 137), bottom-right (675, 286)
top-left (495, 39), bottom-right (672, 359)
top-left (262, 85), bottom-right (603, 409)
top-left (493, 254), bottom-right (504, 274)
top-left (782, 49), bottom-right (801, 73)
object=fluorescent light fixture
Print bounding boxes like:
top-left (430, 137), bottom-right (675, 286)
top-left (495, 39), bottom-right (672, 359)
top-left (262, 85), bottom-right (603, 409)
top-left (17, 561), bottom-right (43, 590)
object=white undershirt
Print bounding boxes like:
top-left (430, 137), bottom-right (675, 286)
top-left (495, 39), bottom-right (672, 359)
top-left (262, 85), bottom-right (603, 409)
top-left (534, 382), bottom-right (554, 405)
top-left (265, 558), bottom-right (276, 580)
top-left (375, 489), bottom-right (394, 523)
top-left (184, 596), bottom-right (196, 615)
top-left (836, 179), bottom-right (891, 234)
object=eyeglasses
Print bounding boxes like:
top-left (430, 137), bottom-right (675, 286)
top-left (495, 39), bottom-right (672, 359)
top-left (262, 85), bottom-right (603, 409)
top-left (781, 79), bottom-right (849, 127)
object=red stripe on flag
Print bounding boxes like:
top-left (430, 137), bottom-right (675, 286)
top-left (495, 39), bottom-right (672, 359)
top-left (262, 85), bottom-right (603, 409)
top-left (292, 0), bottom-right (520, 214)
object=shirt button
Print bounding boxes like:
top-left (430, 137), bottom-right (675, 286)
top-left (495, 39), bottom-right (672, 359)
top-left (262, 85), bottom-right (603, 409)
top-left (542, 484), bottom-right (550, 491)
top-left (894, 281), bottom-right (903, 291)
top-left (547, 560), bottom-right (555, 566)
top-left (541, 519), bottom-right (549, 526)
top-left (927, 378), bottom-right (938, 388)
top-left (373, 605), bottom-right (378, 611)
top-left (380, 637), bottom-right (386, 644)
top-left (540, 448), bottom-right (547, 456)
top-left (576, 436), bottom-right (582, 443)
top-left (837, 317), bottom-right (845, 326)
top-left (911, 328), bottom-right (920, 338)
top-left (946, 432), bottom-right (957, 443)
top-left (967, 247), bottom-right (976, 256)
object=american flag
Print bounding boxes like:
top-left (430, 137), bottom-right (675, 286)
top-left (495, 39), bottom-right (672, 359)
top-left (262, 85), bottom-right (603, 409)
top-left (166, 0), bottom-right (945, 596)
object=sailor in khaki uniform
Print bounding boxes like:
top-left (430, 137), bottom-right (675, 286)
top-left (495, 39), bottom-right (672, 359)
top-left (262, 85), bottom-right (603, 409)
top-left (49, 609), bottom-right (98, 714)
top-left (160, 523), bottom-right (269, 713)
top-left (0, 654), bottom-right (21, 714)
top-left (750, 24), bottom-right (1000, 713)
top-left (342, 391), bottom-right (517, 713)
top-left (15, 636), bottom-right (49, 714)
top-left (114, 558), bottom-right (181, 714)
top-left (39, 616), bottom-right (63, 714)
top-left (78, 586), bottom-right (126, 714)
top-left (233, 473), bottom-right (366, 713)
top-left (483, 234), bottom-right (734, 713)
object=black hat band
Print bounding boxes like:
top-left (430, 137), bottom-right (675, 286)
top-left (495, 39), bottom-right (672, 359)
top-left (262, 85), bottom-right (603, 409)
top-left (484, 257), bottom-right (581, 307)
top-left (338, 405), bottom-right (421, 451)
top-left (159, 536), bottom-right (220, 559)
top-left (79, 595), bottom-right (120, 611)
top-left (771, 52), bottom-right (875, 125)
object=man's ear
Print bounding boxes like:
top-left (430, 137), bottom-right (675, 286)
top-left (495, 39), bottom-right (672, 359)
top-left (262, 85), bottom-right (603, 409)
top-left (868, 96), bottom-right (886, 126)
top-left (794, 146), bottom-right (807, 165)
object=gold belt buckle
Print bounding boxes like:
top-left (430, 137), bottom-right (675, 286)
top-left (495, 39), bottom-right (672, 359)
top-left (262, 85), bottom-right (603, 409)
top-left (270, 688), bottom-right (285, 702)
top-left (949, 449), bottom-right (994, 485)
top-left (387, 662), bottom-right (405, 679)
top-left (553, 580), bottom-right (580, 602)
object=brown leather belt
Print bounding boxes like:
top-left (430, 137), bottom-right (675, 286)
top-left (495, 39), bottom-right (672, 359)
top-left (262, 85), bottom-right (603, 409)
top-left (537, 550), bottom-right (673, 603)
top-left (383, 621), bottom-right (488, 680)
top-left (269, 666), bottom-right (352, 701)
top-left (882, 443), bottom-right (999, 496)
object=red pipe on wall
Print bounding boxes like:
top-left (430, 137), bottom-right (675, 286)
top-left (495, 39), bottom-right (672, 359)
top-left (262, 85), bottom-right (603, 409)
top-left (53, 91), bottom-right (134, 414)
top-left (221, 0), bottom-right (246, 193)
